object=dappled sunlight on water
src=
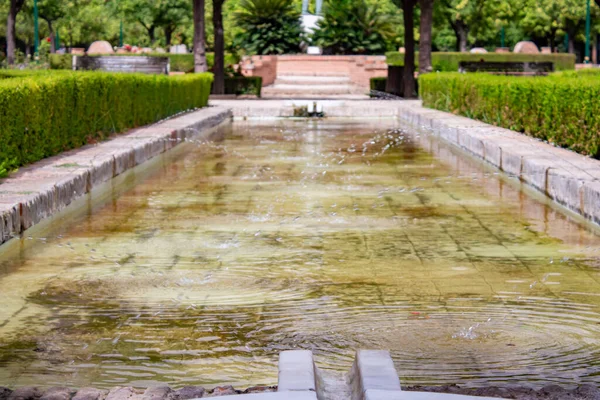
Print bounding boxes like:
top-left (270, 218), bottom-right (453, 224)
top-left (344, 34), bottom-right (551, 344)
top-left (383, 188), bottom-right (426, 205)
top-left (1, 120), bottom-right (600, 389)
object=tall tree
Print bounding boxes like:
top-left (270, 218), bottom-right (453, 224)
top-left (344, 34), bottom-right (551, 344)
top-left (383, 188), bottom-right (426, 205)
top-left (212, 0), bottom-right (226, 94)
top-left (419, 0), bottom-right (434, 73)
top-left (193, 0), bottom-right (207, 72)
top-left (6, 0), bottom-right (26, 65)
top-left (38, 0), bottom-right (67, 54)
top-left (120, 0), bottom-right (191, 46)
top-left (521, 0), bottom-right (590, 53)
top-left (436, 0), bottom-right (505, 52)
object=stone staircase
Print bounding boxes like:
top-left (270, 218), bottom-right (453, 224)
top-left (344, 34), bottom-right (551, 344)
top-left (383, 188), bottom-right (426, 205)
top-left (262, 74), bottom-right (369, 99)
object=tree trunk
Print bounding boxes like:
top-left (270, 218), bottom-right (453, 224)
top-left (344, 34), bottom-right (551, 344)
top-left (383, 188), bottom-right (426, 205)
top-left (568, 34), bottom-right (575, 54)
top-left (566, 20), bottom-right (578, 55)
top-left (212, 0), bottom-right (226, 94)
top-left (193, 0), bottom-right (208, 73)
top-left (418, 0), bottom-right (434, 74)
top-left (6, 0), bottom-right (26, 65)
top-left (455, 21), bottom-right (468, 52)
top-left (165, 25), bottom-right (173, 46)
top-left (148, 26), bottom-right (156, 45)
top-left (48, 21), bottom-right (56, 54)
top-left (402, 0), bottom-right (417, 98)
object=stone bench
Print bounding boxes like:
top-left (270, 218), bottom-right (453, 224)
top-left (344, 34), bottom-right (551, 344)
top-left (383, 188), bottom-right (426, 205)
top-left (72, 56), bottom-right (170, 74)
top-left (458, 61), bottom-right (554, 75)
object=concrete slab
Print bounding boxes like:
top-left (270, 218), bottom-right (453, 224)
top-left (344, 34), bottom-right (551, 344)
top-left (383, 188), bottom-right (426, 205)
top-left (364, 390), bottom-right (500, 400)
top-left (278, 350), bottom-right (316, 392)
top-left (350, 350), bottom-right (401, 400)
top-left (203, 393), bottom-right (317, 400)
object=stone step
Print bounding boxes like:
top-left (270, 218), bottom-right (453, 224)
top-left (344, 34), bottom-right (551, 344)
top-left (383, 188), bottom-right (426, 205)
top-left (262, 85), bottom-right (367, 99)
top-left (274, 75), bottom-right (351, 85)
top-left (263, 84), bottom-right (362, 94)
top-left (259, 93), bottom-right (372, 100)
top-left (277, 72), bottom-right (348, 77)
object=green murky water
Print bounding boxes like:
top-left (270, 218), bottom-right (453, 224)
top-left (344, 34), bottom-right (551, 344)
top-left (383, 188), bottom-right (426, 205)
top-left (1, 120), bottom-right (600, 390)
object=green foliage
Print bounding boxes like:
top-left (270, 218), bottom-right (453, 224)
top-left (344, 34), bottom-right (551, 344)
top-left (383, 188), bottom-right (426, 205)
top-left (221, 76), bottom-right (263, 96)
top-left (233, 0), bottom-right (304, 55)
top-left (386, 52), bottom-right (576, 71)
top-left (117, 0), bottom-right (192, 45)
top-left (554, 68), bottom-right (600, 77)
top-left (433, 0), bottom-right (513, 50)
top-left (311, 0), bottom-right (395, 55)
top-left (370, 77), bottom-right (387, 91)
top-left (0, 71), bottom-right (212, 177)
top-left (419, 72), bottom-right (600, 158)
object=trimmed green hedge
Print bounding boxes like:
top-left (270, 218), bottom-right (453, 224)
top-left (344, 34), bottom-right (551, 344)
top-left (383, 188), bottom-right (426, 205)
top-left (370, 77), bottom-right (387, 92)
top-left (221, 76), bottom-right (262, 97)
top-left (419, 72), bottom-right (600, 158)
top-left (49, 53), bottom-right (239, 73)
top-left (0, 71), bottom-right (213, 177)
top-left (386, 52), bottom-right (576, 71)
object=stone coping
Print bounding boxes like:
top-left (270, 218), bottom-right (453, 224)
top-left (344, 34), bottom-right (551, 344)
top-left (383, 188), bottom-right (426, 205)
top-left (0, 107), bottom-right (232, 246)
top-left (397, 102), bottom-right (600, 228)
top-left (210, 100), bottom-right (408, 119)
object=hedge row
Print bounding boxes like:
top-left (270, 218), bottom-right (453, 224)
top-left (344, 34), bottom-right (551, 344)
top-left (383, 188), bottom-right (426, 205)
top-left (220, 76), bottom-right (262, 97)
top-left (419, 72), bottom-right (600, 158)
top-left (0, 71), bottom-right (213, 177)
top-left (49, 53), bottom-right (239, 72)
top-left (386, 52), bottom-right (576, 71)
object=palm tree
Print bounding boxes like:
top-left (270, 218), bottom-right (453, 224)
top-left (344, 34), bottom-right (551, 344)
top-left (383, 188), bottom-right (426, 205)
top-left (193, 0), bottom-right (207, 73)
top-left (392, 0), bottom-right (418, 98)
top-left (212, 0), bottom-right (226, 94)
top-left (419, 0), bottom-right (434, 74)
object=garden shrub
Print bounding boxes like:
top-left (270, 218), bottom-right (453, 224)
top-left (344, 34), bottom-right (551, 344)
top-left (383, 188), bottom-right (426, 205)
top-left (219, 76), bottom-right (262, 97)
top-left (0, 71), bottom-right (213, 178)
top-left (387, 52), bottom-right (576, 71)
top-left (419, 72), bottom-right (600, 158)
top-left (233, 0), bottom-right (304, 55)
top-left (370, 77), bottom-right (387, 91)
top-left (311, 0), bottom-right (394, 55)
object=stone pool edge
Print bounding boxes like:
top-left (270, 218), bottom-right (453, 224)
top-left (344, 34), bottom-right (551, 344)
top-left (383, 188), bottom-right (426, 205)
top-left (0, 106), bottom-right (232, 246)
top-left (397, 102), bottom-right (600, 228)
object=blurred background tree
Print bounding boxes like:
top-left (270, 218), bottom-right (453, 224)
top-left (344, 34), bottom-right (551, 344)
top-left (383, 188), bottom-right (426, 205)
top-left (0, 0), bottom-right (598, 64)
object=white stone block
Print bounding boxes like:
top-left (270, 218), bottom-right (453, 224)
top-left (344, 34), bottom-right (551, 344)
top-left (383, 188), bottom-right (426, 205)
top-left (351, 350), bottom-right (401, 400)
top-left (583, 181), bottom-right (600, 225)
top-left (278, 350), bottom-right (315, 392)
top-left (547, 169), bottom-right (586, 214)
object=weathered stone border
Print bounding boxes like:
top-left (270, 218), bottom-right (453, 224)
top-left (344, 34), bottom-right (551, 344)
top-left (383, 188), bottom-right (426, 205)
top-left (397, 102), bottom-right (600, 228)
top-left (0, 107), bottom-right (232, 246)
top-left (3, 350), bottom-right (599, 399)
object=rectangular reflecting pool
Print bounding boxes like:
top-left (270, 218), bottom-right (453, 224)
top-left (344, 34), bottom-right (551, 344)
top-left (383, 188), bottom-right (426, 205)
top-left (1, 120), bottom-right (600, 390)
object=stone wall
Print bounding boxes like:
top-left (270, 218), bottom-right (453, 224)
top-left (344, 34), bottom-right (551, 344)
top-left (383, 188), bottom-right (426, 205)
top-left (239, 56), bottom-right (278, 86)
